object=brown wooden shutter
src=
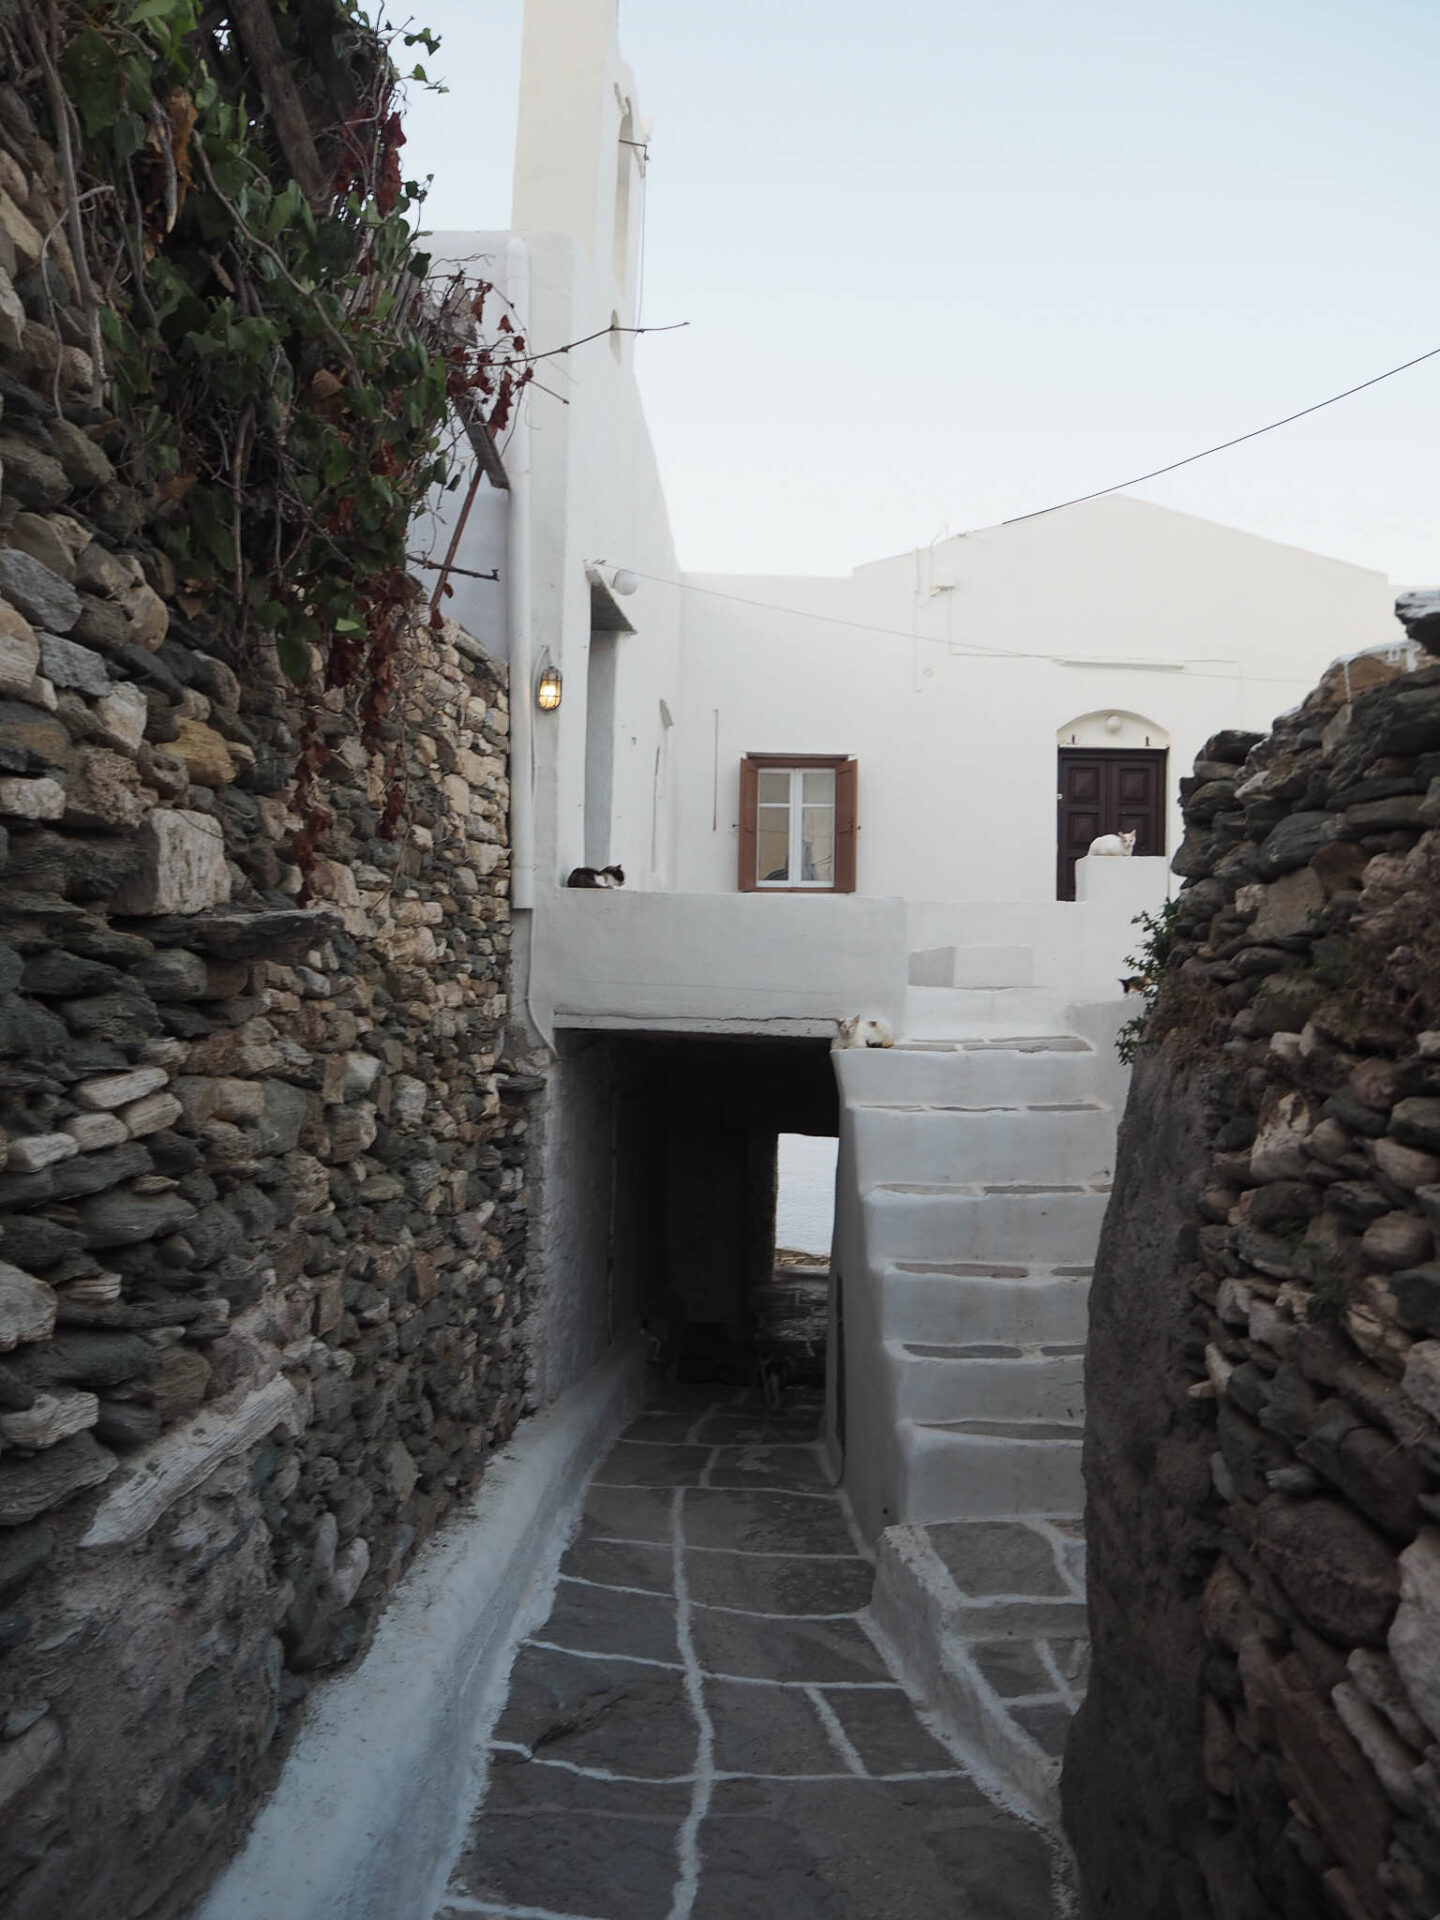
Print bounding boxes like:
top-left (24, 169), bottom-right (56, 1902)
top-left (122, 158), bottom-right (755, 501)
top-left (834, 758), bottom-right (858, 893)
top-left (737, 756), bottom-right (758, 891)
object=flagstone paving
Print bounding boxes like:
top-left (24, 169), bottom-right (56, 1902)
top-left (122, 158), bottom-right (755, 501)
top-left (436, 1389), bottom-right (1062, 1920)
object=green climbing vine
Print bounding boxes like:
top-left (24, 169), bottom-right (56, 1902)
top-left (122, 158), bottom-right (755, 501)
top-left (1115, 895), bottom-right (1181, 1064)
top-left (30, 0), bottom-right (531, 855)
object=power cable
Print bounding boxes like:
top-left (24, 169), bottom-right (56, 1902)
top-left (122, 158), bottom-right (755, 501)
top-left (623, 338), bottom-right (1438, 683)
top-left (1000, 341), bottom-right (1440, 525)
top-left (625, 567), bottom-right (1350, 689)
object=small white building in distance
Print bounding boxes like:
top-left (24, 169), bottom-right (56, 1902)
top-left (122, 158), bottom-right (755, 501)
top-left (417, 0), bottom-right (1406, 1524)
top-left (673, 495), bottom-right (1398, 908)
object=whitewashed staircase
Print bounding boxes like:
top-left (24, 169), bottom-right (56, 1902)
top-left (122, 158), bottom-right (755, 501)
top-left (835, 941), bottom-right (1117, 1821)
top-left (836, 1018), bottom-right (1110, 1535)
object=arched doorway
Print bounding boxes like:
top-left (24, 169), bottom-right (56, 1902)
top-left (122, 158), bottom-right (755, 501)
top-left (1056, 710), bottom-right (1170, 900)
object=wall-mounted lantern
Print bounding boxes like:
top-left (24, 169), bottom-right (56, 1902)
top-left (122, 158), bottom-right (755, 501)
top-left (536, 659), bottom-right (563, 711)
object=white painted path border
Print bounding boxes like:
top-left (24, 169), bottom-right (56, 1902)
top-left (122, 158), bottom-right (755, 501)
top-left (198, 1339), bottom-right (648, 1920)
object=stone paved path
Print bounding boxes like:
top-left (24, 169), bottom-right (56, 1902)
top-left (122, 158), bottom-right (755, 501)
top-left (436, 1389), bottom-right (1062, 1920)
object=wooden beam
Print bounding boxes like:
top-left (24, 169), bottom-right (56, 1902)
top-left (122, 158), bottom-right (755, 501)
top-left (226, 0), bottom-right (327, 203)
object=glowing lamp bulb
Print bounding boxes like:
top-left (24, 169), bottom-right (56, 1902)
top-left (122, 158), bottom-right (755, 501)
top-left (536, 665), bottom-right (563, 711)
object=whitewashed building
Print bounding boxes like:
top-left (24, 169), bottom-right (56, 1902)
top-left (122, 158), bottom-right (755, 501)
top-left (420, 0), bottom-right (1405, 1557)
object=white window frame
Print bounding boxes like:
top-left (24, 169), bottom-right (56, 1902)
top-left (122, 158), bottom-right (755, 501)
top-left (755, 766), bottom-right (836, 890)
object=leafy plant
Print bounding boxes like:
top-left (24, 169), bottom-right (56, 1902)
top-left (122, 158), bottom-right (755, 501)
top-left (31, 0), bottom-right (531, 869)
top-left (1116, 895), bottom-right (1181, 1064)
top-left (1307, 1265), bottom-right (1353, 1325)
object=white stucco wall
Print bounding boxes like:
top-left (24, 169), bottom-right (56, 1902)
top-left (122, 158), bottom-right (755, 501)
top-left (417, 0), bottom-right (682, 911)
top-left (670, 496), bottom-right (1400, 906)
top-left (415, 0), bottom-right (1403, 1045)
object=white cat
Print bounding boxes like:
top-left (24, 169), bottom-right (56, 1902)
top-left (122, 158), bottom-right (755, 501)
top-left (835, 1015), bottom-right (895, 1049)
top-left (1088, 830), bottom-right (1137, 857)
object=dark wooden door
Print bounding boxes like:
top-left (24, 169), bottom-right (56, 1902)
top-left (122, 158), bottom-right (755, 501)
top-left (1056, 748), bottom-right (1167, 900)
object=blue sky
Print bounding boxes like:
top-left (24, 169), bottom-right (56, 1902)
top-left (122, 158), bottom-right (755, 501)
top-left (401, 0), bottom-right (1440, 582)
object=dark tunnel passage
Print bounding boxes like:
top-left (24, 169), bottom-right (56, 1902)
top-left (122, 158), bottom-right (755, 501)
top-left (539, 1030), bottom-right (839, 1390)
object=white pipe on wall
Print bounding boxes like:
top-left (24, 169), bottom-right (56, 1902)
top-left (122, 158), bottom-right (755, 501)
top-left (505, 236), bottom-right (536, 912)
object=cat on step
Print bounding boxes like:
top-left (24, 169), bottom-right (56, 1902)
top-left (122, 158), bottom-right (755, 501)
top-left (834, 1015), bottom-right (894, 1049)
top-left (566, 864), bottom-right (625, 888)
top-left (1087, 829), bottom-right (1137, 856)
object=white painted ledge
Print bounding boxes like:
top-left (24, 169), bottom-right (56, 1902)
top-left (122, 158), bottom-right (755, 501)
top-left (198, 1337), bottom-right (647, 1920)
top-left (869, 1523), bottom-right (1064, 1827)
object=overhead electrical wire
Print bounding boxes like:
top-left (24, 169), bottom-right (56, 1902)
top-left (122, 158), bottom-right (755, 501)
top-left (619, 336), bottom-right (1439, 687)
top-left (625, 568), bottom-right (1343, 690)
top-left (1001, 340), bottom-right (1440, 525)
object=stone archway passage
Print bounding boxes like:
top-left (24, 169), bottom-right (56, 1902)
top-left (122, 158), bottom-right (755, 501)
top-left (435, 1389), bottom-right (1061, 1919)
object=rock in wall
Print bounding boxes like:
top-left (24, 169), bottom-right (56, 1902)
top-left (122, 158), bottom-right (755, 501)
top-left (0, 79), bottom-right (529, 1920)
top-left (1065, 636), bottom-right (1440, 1920)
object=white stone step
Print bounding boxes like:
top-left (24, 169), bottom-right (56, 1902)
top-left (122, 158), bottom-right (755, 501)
top-left (903, 986), bottom-right (1071, 1039)
top-left (862, 1181), bottom-right (1109, 1267)
top-left (899, 1416), bottom-right (1085, 1521)
top-left (907, 901), bottom-right (1072, 956)
top-left (852, 1100), bottom-right (1114, 1187)
top-left (869, 1520), bottom-right (1087, 1825)
top-left (908, 945), bottom-right (1035, 989)
top-left (883, 1338), bottom-right (1085, 1424)
top-left (879, 1263), bottom-right (1091, 1347)
top-left (835, 1037), bottom-right (1099, 1108)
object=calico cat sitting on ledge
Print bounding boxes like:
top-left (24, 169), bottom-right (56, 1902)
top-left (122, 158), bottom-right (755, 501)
top-left (566, 864), bottom-right (625, 888)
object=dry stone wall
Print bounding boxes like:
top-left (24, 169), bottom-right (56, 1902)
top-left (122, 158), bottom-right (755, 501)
top-left (1066, 620), bottom-right (1440, 1920)
top-left (0, 78), bottom-right (529, 1920)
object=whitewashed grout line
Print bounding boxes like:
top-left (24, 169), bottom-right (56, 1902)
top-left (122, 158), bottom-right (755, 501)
top-left (607, 1437), bottom-right (823, 1454)
top-left (930, 1589), bottom-right (1088, 1609)
top-left (526, 1642), bottom-right (898, 1690)
top-left (527, 1640), bottom-right (682, 1673)
top-left (489, 1744), bottom-right (694, 1784)
top-left (987, 1685), bottom-right (1073, 1710)
top-left (1035, 1640), bottom-right (1082, 1713)
top-left (557, 1573), bottom-right (863, 1622)
top-left (559, 1575), bottom-right (672, 1600)
top-left (804, 1687), bottom-right (869, 1778)
top-left (497, 1750), bottom-right (964, 1787)
top-left (1029, 1518), bottom-right (1088, 1598)
top-left (592, 1481), bottom-right (837, 1502)
top-left (440, 1899), bottom-right (612, 1920)
top-left (714, 1675), bottom-right (896, 1692)
top-left (588, 1533), bottom-right (864, 1562)
top-left (666, 1476), bottom-right (717, 1920)
top-left (691, 1602), bottom-right (862, 1623)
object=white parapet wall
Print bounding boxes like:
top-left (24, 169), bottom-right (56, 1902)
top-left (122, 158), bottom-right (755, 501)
top-left (532, 888), bottom-right (909, 1036)
top-left (198, 1339), bottom-right (647, 1920)
top-left (905, 857), bottom-right (1170, 1009)
top-left (1071, 853), bottom-right (1171, 999)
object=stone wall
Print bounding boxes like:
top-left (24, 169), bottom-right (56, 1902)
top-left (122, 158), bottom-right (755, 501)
top-left (0, 79), bottom-right (529, 1920)
top-left (1065, 624), bottom-right (1440, 1920)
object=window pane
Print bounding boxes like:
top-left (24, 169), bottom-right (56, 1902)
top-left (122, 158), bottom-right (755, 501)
top-left (756, 769), bottom-right (789, 805)
top-left (801, 807), bottom-right (834, 883)
top-left (757, 809), bottom-right (790, 883)
top-left (802, 768), bottom-right (836, 806)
